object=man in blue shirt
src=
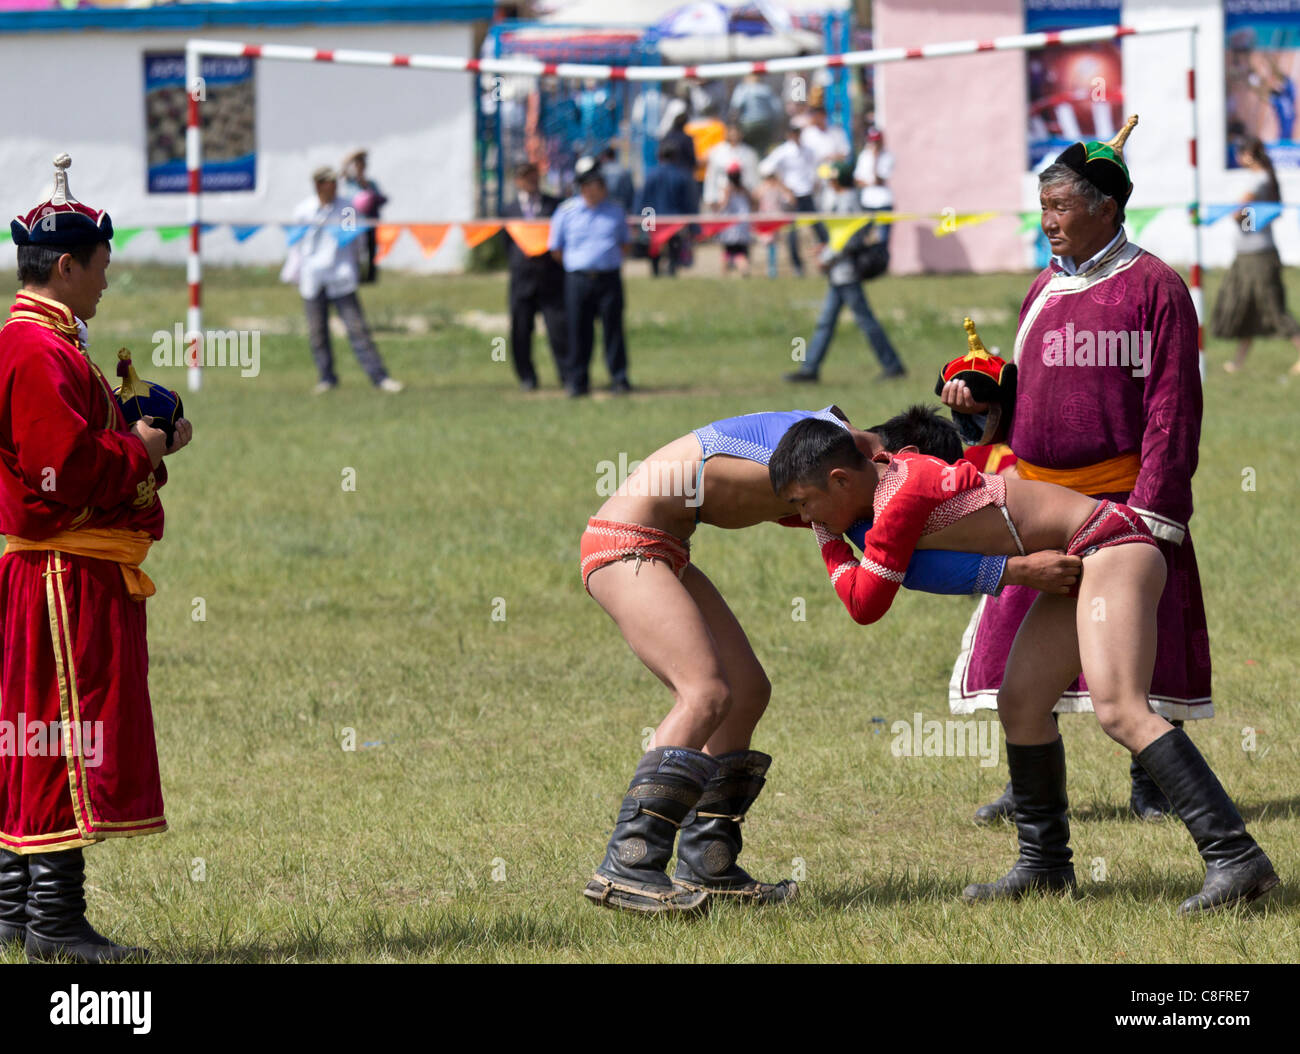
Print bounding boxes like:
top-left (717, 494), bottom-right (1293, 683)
top-left (548, 157), bottom-right (631, 396)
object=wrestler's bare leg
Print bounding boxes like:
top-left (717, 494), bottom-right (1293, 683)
top-left (997, 593), bottom-right (1082, 744)
top-left (586, 557), bottom-right (731, 750)
top-left (679, 564), bottom-right (771, 755)
top-left (1074, 545), bottom-right (1171, 754)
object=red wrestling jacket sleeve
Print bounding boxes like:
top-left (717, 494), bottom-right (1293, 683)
top-left (8, 349), bottom-right (155, 511)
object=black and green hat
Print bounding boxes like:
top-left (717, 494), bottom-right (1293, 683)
top-left (1054, 114), bottom-right (1138, 206)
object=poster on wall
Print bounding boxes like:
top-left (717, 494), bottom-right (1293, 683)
top-left (1225, 0), bottom-right (1300, 168)
top-left (145, 53), bottom-right (256, 193)
top-left (1024, 0), bottom-right (1124, 171)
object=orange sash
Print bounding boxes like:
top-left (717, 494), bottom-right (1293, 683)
top-left (4, 528), bottom-right (156, 600)
top-left (1014, 452), bottom-right (1141, 496)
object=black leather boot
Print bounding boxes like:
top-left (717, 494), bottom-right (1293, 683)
top-left (584, 747), bottom-right (718, 915)
top-left (672, 750), bottom-right (797, 905)
top-left (973, 780), bottom-right (1013, 826)
top-left (24, 849), bottom-right (150, 963)
top-left (963, 738), bottom-right (1076, 902)
top-left (1130, 718), bottom-right (1180, 820)
top-left (0, 849), bottom-right (28, 949)
top-left (1135, 728), bottom-right (1279, 915)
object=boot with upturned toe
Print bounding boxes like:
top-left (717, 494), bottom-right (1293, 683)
top-left (1135, 728), bottom-right (1279, 915)
top-left (584, 747), bottom-right (718, 915)
top-left (963, 738), bottom-right (1076, 902)
top-left (0, 849), bottom-right (28, 949)
top-left (973, 780), bottom-right (1014, 826)
top-left (673, 750), bottom-right (797, 905)
top-left (24, 849), bottom-right (150, 963)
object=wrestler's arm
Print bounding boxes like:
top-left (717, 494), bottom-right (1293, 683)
top-left (8, 352), bottom-right (156, 509)
top-left (845, 518), bottom-right (1006, 596)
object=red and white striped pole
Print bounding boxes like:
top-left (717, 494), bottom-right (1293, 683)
top-left (1187, 24), bottom-right (1207, 382)
top-left (185, 41), bottom-right (203, 392)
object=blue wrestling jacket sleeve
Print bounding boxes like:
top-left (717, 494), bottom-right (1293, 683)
top-left (845, 519), bottom-right (1006, 596)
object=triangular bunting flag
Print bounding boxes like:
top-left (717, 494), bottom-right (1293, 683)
top-left (933, 211), bottom-right (998, 238)
top-left (335, 226), bottom-right (364, 248)
top-left (649, 222), bottom-right (686, 256)
top-left (409, 224), bottom-right (452, 258)
top-left (231, 224), bottom-right (262, 243)
top-left (114, 227), bottom-right (145, 250)
top-left (825, 216), bottom-right (873, 252)
top-left (1124, 206), bottom-right (1164, 240)
top-left (284, 224), bottom-right (310, 247)
top-left (1245, 202), bottom-right (1283, 230)
top-left (373, 224), bottom-right (403, 263)
top-left (157, 225), bottom-right (189, 242)
top-left (751, 220), bottom-right (790, 236)
top-left (695, 220), bottom-right (738, 240)
top-left (461, 222), bottom-right (503, 248)
top-left (502, 221), bottom-right (549, 257)
top-left (1201, 204), bottom-right (1237, 226)
top-left (1019, 211), bottom-right (1040, 234)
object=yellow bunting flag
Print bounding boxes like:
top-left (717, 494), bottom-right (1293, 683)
top-left (460, 222), bottom-right (503, 249)
top-left (504, 221), bottom-right (552, 257)
top-left (824, 216), bottom-right (873, 252)
top-left (933, 211), bottom-right (999, 238)
top-left (373, 224), bottom-right (403, 263)
top-left (408, 224), bottom-right (451, 258)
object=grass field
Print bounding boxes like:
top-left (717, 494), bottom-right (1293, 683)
top-left (4, 255), bottom-right (1298, 963)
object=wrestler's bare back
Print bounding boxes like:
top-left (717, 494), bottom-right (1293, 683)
top-left (595, 429), bottom-right (882, 538)
top-left (914, 476), bottom-right (1100, 556)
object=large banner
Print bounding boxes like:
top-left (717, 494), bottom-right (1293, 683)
top-left (145, 53), bottom-right (256, 193)
top-left (1225, 0), bottom-right (1300, 168)
top-left (1024, 0), bottom-right (1124, 171)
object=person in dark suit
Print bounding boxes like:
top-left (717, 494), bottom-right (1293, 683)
top-left (504, 163), bottom-right (569, 391)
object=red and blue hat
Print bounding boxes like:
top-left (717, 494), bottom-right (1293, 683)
top-left (10, 153), bottom-right (113, 249)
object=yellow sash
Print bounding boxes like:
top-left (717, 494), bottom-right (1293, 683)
top-left (4, 528), bottom-right (156, 601)
top-left (1015, 452), bottom-right (1141, 496)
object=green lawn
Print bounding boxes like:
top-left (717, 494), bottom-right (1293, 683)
top-left (5, 260), bottom-right (1296, 962)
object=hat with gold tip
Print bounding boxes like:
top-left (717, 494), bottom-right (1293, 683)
top-left (10, 153), bottom-right (114, 249)
top-left (1054, 114), bottom-right (1138, 206)
top-left (934, 317), bottom-right (1017, 446)
top-left (113, 349), bottom-right (183, 446)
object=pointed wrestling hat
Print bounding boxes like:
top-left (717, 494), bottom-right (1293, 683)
top-left (11, 153), bottom-right (114, 249)
top-left (1053, 114), bottom-right (1138, 206)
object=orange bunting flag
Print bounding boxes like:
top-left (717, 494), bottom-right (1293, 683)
top-left (373, 224), bottom-right (403, 262)
top-left (408, 224), bottom-right (451, 258)
top-left (460, 222), bottom-right (503, 248)
top-left (504, 221), bottom-right (552, 257)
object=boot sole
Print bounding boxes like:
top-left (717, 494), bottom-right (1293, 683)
top-left (583, 877), bottom-right (710, 917)
top-left (1179, 871), bottom-right (1280, 917)
top-left (672, 879), bottom-right (799, 906)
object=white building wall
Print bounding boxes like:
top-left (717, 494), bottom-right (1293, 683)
top-left (0, 22), bottom-right (478, 272)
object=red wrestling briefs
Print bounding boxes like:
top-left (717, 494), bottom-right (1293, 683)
top-left (580, 518), bottom-right (691, 593)
top-left (1067, 500), bottom-right (1158, 558)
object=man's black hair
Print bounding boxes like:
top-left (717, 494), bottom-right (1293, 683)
top-left (868, 405), bottom-right (962, 464)
top-left (769, 418), bottom-right (865, 496)
top-left (16, 242), bottom-right (101, 285)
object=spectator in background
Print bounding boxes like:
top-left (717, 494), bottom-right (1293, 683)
top-left (339, 149), bottom-right (388, 283)
top-left (760, 123), bottom-right (819, 276)
top-left (801, 106), bottom-right (850, 212)
top-left (636, 141), bottom-right (697, 278)
top-left (599, 145), bottom-right (635, 214)
top-left (282, 166), bottom-right (402, 395)
top-left (503, 163), bottom-right (568, 392)
top-left (703, 122), bottom-right (759, 210)
top-left (685, 107), bottom-right (727, 204)
top-left (756, 171), bottom-right (794, 278)
top-left (661, 110), bottom-right (698, 183)
top-left (549, 157), bottom-right (631, 396)
top-left (729, 73), bottom-right (781, 155)
top-left (854, 126), bottom-right (895, 244)
top-left (784, 162), bottom-right (904, 384)
top-left (717, 163), bottom-right (755, 277)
